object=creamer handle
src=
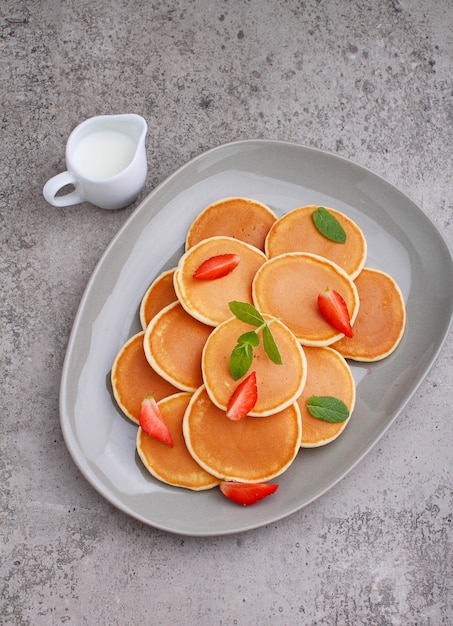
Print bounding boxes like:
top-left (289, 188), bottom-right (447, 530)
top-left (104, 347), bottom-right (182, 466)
top-left (43, 171), bottom-right (84, 207)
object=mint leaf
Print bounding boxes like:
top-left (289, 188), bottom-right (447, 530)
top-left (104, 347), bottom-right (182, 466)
top-left (229, 301), bottom-right (265, 327)
top-left (228, 301), bottom-right (283, 378)
top-left (307, 396), bottom-right (350, 422)
top-left (312, 207), bottom-right (347, 243)
top-left (262, 325), bottom-right (282, 365)
top-left (229, 343), bottom-right (254, 380)
top-left (237, 331), bottom-right (260, 347)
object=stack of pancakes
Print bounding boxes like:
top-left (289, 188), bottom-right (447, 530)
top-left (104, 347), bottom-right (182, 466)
top-left (111, 197), bottom-right (406, 493)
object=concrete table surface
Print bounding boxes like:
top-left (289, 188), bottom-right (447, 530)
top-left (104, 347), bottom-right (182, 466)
top-left (1, 1), bottom-right (452, 624)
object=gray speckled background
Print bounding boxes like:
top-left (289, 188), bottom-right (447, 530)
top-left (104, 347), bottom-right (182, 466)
top-left (1, 1), bottom-right (452, 624)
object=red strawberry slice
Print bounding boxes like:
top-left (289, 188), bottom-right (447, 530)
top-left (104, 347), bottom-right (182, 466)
top-left (139, 394), bottom-right (174, 447)
top-left (226, 371), bottom-right (258, 420)
top-left (220, 481), bottom-right (279, 506)
top-left (193, 253), bottom-right (240, 280)
top-left (318, 287), bottom-right (353, 338)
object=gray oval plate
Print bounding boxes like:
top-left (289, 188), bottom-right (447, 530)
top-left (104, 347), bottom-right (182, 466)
top-left (60, 140), bottom-right (453, 536)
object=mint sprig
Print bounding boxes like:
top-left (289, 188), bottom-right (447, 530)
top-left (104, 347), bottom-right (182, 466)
top-left (306, 396), bottom-right (350, 422)
top-left (312, 207), bottom-right (347, 243)
top-left (228, 301), bottom-right (283, 380)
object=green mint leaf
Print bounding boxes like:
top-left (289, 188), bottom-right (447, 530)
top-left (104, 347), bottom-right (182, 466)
top-left (307, 396), bottom-right (350, 422)
top-left (262, 325), bottom-right (282, 365)
top-left (229, 343), bottom-right (254, 380)
top-left (312, 207), bottom-right (347, 243)
top-left (237, 331), bottom-right (260, 347)
top-left (228, 301), bottom-right (283, 377)
top-left (229, 301), bottom-right (265, 327)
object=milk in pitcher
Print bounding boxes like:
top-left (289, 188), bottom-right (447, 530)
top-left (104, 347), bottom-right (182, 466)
top-left (73, 130), bottom-right (136, 179)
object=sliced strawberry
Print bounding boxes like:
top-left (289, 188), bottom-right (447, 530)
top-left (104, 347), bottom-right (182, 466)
top-left (220, 481), bottom-right (278, 506)
top-left (226, 371), bottom-right (258, 420)
top-left (193, 253), bottom-right (240, 280)
top-left (318, 287), bottom-right (353, 338)
top-left (139, 394), bottom-right (174, 447)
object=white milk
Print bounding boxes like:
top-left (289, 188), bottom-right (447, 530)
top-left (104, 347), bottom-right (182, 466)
top-left (73, 130), bottom-right (136, 179)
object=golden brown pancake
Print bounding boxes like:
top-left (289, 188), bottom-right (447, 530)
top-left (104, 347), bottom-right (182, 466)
top-left (136, 392), bottom-right (220, 490)
top-left (252, 252), bottom-right (360, 346)
top-left (140, 268), bottom-right (177, 330)
top-left (202, 315), bottom-right (307, 416)
top-left (174, 236), bottom-right (267, 326)
top-left (144, 302), bottom-right (212, 391)
top-left (265, 205), bottom-right (367, 279)
top-left (332, 267), bottom-right (406, 361)
top-left (111, 332), bottom-right (179, 425)
top-left (183, 386), bottom-right (302, 482)
top-left (297, 346), bottom-right (355, 447)
top-left (186, 197), bottom-right (277, 252)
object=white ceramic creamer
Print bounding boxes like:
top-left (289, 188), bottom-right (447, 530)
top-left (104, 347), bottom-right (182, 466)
top-left (43, 114), bottom-right (147, 210)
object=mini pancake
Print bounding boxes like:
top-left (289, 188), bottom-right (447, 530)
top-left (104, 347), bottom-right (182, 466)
top-left (183, 386), bottom-right (302, 482)
top-left (265, 205), bottom-right (367, 279)
top-left (252, 252), bottom-right (360, 346)
top-left (111, 332), bottom-right (179, 425)
top-left (144, 302), bottom-right (212, 391)
top-left (137, 392), bottom-right (220, 490)
top-left (139, 268), bottom-right (177, 330)
top-left (297, 346), bottom-right (356, 447)
top-left (332, 267), bottom-right (406, 361)
top-left (186, 197), bottom-right (277, 252)
top-left (202, 315), bottom-right (307, 416)
top-left (174, 236), bottom-right (267, 326)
